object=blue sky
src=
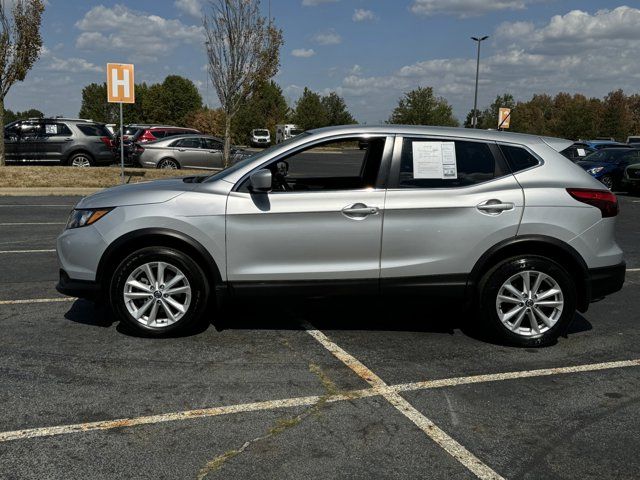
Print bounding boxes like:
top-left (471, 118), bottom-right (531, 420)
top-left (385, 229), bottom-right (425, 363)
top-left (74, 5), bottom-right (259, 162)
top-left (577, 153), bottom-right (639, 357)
top-left (6, 0), bottom-right (640, 123)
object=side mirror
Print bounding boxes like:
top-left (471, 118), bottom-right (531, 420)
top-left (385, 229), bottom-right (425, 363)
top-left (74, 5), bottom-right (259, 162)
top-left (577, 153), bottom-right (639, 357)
top-left (249, 169), bottom-right (272, 193)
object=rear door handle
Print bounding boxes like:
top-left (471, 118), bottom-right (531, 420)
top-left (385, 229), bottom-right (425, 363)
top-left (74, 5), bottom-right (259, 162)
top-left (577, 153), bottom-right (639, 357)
top-left (477, 200), bottom-right (515, 214)
top-left (342, 203), bottom-right (379, 219)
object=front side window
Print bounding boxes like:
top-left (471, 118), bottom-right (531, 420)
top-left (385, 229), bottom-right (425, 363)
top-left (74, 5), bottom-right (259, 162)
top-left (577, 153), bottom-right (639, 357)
top-left (397, 138), bottom-right (505, 188)
top-left (240, 137), bottom-right (387, 192)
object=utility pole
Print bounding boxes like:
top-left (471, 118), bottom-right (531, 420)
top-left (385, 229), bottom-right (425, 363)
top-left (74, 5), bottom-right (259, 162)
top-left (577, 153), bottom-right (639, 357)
top-left (471, 35), bottom-right (489, 129)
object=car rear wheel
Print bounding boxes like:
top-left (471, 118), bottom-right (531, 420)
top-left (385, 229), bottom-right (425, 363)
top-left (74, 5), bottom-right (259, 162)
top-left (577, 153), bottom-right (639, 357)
top-left (110, 247), bottom-right (209, 336)
top-left (69, 153), bottom-right (94, 167)
top-left (478, 256), bottom-right (576, 347)
top-left (158, 158), bottom-right (179, 169)
top-left (600, 175), bottom-right (614, 190)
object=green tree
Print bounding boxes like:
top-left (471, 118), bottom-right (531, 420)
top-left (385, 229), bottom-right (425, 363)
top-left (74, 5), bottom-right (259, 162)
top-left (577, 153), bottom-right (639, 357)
top-left (388, 87), bottom-right (458, 126)
top-left (291, 87), bottom-right (328, 130)
top-left (233, 80), bottom-right (289, 142)
top-left (0, 0), bottom-right (46, 166)
top-left (3, 108), bottom-right (43, 124)
top-left (600, 89), bottom-right (633, 141)
top-left (477, 93), bottom-right (516, 130)
top-left (322, 92), bottom-right (356, 126)
top-left (79, 82), bottom-right (150, 125)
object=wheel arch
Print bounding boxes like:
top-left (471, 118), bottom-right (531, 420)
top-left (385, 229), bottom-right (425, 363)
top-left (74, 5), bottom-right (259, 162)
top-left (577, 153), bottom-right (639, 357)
top-left (468, 235), bottom-right (590, 312)
top-left (157, 157), bottom-right (181, 169)
top-left (96, 228), bottom-right (222, 293)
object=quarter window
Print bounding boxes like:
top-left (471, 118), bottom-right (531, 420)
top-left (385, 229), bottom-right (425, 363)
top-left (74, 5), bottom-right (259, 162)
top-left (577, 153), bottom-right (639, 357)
top-left (500, 144), bottom-right (540, 172)
top-left (397, 138), bottom-right (505, 188)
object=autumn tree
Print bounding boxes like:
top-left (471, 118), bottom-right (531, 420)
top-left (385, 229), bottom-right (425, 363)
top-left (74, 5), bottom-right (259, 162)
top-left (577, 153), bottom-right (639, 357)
top-left (184, 107), bottom-right (226, 136)
top-left (388, 87), bottom-right (458, 126)
top-left (204, 0), bottom-right (283, 166)
top-left (0, 0), bottom-right (45, 166)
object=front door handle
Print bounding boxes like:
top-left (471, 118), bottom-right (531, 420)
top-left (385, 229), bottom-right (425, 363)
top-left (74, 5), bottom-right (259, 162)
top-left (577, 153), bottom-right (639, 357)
top-left (342, 203), bottom-right (379, 219)
top-left (477, 199), bottom-right (515, 214)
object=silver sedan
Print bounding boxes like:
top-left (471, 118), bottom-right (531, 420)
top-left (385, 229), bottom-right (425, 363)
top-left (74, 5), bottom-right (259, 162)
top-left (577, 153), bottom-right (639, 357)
top-left (134, 134), bottom-right (250, 170)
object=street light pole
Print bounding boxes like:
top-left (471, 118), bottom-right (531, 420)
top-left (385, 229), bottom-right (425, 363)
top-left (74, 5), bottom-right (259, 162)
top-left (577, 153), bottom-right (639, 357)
top-left (471, 35), bottom-right (489, 129)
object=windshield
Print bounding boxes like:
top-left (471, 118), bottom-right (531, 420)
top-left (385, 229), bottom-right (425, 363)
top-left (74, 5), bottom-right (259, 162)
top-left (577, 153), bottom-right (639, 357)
top-left (204, 132), bottom-right (311, 183)
top-left (583, 150), bottom-right (631, 163)
top-left (254, 130), bottom-right (269, 136)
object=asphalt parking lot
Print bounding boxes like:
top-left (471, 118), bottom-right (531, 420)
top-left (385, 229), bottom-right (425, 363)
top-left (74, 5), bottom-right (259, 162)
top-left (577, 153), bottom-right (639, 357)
top-left (0, 194), bottom-right (639, 479)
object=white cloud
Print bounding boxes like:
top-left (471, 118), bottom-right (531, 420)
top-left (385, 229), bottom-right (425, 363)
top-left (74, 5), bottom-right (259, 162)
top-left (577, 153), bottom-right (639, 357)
top-left (302, 0), bottom-right (339, 6)
top-left (75, 5), bottom-right (204, 62)
top-left (353, 9), bottom-right (376, 22)
top-left (292, 48), bottom-right (316, 58)
top-left (331, 6), bottom-right (640, 121)
top-left (410, 0), bottom-right (539, 18)
top-left (312, 29), bottom-right (342, 45)
top-left (47, 56), bottom-right (103, 74)
top-left (175, 0), bottom-right (203, 18)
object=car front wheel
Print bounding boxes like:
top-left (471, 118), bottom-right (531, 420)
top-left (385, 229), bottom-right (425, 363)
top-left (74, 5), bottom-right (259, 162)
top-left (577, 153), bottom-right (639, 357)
top-left (110, 247), bottom-right (209, 336)
top-left (478, 256), bottom-right (576, 347)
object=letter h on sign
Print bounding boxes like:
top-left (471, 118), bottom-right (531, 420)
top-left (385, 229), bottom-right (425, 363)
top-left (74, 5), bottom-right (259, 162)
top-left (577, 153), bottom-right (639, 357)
top-left (107, 63), bottom-right (135, 104)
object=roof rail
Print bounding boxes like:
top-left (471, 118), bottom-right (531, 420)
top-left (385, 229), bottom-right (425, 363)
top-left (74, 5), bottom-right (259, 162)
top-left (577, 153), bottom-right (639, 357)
top-left (52, 117), bottom-right (94, 122)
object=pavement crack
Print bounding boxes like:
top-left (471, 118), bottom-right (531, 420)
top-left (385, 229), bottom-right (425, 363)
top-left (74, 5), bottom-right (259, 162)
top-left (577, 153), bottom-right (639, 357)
top-left (196, 363), bottom-right (341, 479)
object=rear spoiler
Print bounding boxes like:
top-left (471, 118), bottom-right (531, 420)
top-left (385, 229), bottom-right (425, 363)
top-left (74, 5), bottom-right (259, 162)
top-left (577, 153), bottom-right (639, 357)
top-left (540, 136), bottom-right (573, 152)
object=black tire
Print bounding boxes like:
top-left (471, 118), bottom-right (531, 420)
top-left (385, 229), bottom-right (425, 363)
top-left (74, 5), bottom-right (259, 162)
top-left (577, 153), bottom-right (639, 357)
top-left (110, 247), bottom-right (210, 336)
top-left (157, 158), bottom-right (180, 170)
top-left (68, 152), bottom-right (95, 167)
top-left (478, 255), bottom-right (576, 347)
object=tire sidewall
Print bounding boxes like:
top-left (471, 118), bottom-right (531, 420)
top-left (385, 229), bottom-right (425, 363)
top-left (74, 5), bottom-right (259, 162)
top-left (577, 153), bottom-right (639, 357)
top-left (480, 256), bottom-right (576, 347)
top-left (110, 247), bottom-right (209, 336)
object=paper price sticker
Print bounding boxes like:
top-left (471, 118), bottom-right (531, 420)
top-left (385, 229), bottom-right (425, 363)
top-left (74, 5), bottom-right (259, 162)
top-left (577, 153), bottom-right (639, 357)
top-left (412, 142), bottom-right (457, 179)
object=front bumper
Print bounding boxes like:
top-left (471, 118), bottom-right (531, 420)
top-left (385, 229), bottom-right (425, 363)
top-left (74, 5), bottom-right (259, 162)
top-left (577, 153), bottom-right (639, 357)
top-left (588, 261), bottom-right (626, 301)
top-left (56, 269), bottom-right (102, 301)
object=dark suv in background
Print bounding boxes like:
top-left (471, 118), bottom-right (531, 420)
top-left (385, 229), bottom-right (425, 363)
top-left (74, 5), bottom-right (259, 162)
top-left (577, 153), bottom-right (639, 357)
top-left (4, 118), bottom-right (114, 167)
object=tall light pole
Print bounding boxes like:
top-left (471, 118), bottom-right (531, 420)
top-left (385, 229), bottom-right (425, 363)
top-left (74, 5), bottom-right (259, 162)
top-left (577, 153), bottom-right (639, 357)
top-left (471, 35), bottom-right (489, 129)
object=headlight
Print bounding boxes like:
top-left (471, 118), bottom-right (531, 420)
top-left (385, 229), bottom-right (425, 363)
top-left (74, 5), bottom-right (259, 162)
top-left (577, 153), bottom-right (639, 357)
top-left (66, 208), bottom-right (113, 229)
top-left (587, 167), bottom-right (604, 175)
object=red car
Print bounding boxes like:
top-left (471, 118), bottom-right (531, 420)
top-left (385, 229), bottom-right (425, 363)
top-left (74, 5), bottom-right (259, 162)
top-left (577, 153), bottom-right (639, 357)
top-left (113, 125), bottom-right (200, 163)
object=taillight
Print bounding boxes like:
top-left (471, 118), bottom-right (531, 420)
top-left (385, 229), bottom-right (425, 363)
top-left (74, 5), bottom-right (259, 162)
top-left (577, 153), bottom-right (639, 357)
top-left (135, 144), bottom-right (144, 153)
top-left (140, 130), bottom-right (157, 142)
top-left (566, 188), bottom-right (618, 218)
top-left (100, 136), bottom-right (112, 148)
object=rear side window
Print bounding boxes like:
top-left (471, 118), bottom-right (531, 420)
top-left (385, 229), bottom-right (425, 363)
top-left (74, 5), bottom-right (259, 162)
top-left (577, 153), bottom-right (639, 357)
top-left (43, 123), bottom-right (72, 136)
top-left (500, 144), bottom-right (540, 173)
top-left (398, 138), bottom-right (506, 188)
top-left (77, 124), bottom-right (110, 137)
top-left (151, 130), bottom-right (166, 139)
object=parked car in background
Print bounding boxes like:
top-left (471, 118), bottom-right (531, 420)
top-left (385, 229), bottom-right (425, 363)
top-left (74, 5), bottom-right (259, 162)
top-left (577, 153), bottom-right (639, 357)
top-left (113, 125), bottom-right (200, 164)
top-left (57, 125), bottom-right (624, 346)
top-left (4, 118), bottom-right (114, 167)
top-left (581, 139), bottom-right (631, 150)
top-left (249, 129), bottom-right (271, 148)
top-left (134, 134), bottom-right (251, 170)
top-left (275, 124), bottom-right (303, 143)
top-left (577, 147), bottom-right (640, 189)
top-left (622, 163), bottom-right (640, 193)
top-left (626, 136), bottom-right (640, 144)
top-left (560, 142), bottom-right (597, 162)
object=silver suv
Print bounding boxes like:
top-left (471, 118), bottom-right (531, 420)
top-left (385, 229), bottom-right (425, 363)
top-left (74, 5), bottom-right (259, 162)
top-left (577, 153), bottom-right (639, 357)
top-left (56, 126), bottom-right (625, 346)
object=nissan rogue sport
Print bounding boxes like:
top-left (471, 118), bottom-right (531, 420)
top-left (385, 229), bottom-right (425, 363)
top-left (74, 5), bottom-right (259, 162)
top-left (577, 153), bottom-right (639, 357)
top-left (56, 125), bottom-right (625, 346)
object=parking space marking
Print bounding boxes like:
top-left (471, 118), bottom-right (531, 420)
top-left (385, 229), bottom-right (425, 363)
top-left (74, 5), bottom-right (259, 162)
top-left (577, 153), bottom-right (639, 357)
top-left (0, 222), bottom-right (66, 226)
top-left (302, 322), bottom-right (505, 480)
top-left (0, 355), bottom-right (637, 448)
top-left (0, 298), bottom-right (75, 306)
top-left (627, 268), bottom-right (640, 272)
top-left (0, 249), bottom-right (56, 254)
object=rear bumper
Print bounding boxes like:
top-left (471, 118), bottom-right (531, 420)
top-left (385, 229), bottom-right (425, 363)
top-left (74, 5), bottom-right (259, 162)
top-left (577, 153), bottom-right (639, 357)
top-left (588, 262), bottom-right (625, 301)
top-left (56, 269), bottom-right (102, 301)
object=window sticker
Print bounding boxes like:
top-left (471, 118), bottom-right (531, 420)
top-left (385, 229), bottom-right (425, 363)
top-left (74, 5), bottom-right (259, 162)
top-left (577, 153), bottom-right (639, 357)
top-left (412, 141), bottom-right (457, 179)
top-left (45, 124), bottom-right (58, 135)
top-left (577, 148), bottom-right (586, 157)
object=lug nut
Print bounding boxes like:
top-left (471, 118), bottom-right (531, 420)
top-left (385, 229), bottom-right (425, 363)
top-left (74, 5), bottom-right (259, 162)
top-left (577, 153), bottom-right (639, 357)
top-left (160, 284), bottom-right (165, 290)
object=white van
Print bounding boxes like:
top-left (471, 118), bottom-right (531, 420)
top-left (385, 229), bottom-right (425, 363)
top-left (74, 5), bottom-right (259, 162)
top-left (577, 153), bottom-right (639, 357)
top-left (275, 124), bottom-right (304, 144)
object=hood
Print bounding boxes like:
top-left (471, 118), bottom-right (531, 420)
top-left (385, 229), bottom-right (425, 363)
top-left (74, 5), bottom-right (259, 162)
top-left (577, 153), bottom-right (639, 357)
top-left (76, 177), bottom-right (199, 209)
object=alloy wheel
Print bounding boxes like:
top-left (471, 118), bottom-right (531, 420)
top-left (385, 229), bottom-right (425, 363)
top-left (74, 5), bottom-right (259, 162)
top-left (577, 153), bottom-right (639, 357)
top-left (123, 261), bottom-right (191, 328)
top-left (159, 159), bottom-right (178, 169)
top-left (71, 155), bottom-right (91, 167)
top-left (495, 270), bottom-right (564, 338)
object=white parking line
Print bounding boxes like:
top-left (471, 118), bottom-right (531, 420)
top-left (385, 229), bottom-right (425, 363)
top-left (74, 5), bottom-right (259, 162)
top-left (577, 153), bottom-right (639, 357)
top-left (0, 298), bottom-right (75, 306)
top-left (0, 357), bottom-right (637, 446)
top-left (627, 268), bottom-right (640, 272)
top-left (0, 249), bottom-right (55, 254)
top-left (0, 223), bottom-right (65, 226)
top-left (302, 322), bottom-right (505, 480)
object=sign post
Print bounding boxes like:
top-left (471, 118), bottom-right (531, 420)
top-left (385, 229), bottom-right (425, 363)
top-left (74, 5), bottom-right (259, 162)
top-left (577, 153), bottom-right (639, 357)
top-left (106, 63), bottom-right (135, 184)
top-left (498, 107), bottom-right (511, 130)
